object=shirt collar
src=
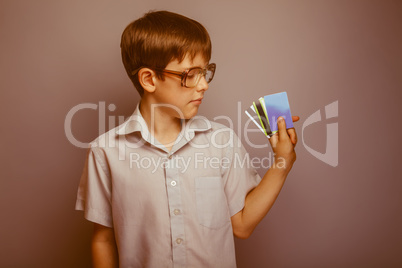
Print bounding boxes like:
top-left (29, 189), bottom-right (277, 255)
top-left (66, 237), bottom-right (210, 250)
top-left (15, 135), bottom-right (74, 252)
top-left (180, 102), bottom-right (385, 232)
top-left (116, 103), bottom-right (147, 136)
top-left (116, 103), bottom-right (212, 137)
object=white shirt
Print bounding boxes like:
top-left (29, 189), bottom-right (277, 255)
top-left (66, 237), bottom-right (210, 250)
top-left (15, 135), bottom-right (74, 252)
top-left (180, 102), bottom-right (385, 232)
top-left (76, 105), bottom-right (261, 267)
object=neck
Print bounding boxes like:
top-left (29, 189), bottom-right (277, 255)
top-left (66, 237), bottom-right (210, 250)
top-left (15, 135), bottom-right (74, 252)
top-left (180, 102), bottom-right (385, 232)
top-left (139, 98), bottom-right (182, 150)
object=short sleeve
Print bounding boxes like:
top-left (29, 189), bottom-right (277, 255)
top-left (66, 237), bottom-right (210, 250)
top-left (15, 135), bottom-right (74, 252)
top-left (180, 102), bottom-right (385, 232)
top-left (75, 146), bottom-right (113, 227)
top-left (222, 133), bottom-right (261, 217)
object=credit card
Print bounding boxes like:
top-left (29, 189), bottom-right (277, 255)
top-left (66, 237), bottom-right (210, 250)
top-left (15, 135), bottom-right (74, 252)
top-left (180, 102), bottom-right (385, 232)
top-left (244, 92), bottom-right (293, 137)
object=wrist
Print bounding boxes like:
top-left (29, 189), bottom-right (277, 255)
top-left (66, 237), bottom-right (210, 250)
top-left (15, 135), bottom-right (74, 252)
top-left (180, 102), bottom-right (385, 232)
top-left (273, 155), bottom-right (295, 171)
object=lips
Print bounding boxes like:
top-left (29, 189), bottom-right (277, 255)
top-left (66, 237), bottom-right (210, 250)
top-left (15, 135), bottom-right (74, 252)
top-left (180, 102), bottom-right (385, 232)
top-left (190, 97), bottom-right (203, 103)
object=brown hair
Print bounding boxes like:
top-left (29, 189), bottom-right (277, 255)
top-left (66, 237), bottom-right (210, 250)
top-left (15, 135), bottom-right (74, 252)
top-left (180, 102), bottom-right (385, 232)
top-left (120, 10), bottom-right (212, 96)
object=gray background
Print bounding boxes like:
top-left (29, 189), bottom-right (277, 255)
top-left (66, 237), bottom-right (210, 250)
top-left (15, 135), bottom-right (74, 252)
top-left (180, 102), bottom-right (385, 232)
top-left (1, 0), bottom-right (401, 267)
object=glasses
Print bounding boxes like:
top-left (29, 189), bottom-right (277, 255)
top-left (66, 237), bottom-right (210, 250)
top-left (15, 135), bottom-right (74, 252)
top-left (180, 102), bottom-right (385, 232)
top-left (132, 63), bottom-right (216, 88)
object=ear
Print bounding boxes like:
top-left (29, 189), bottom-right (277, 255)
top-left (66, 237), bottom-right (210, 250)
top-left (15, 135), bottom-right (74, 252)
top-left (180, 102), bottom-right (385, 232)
top-left (138, 68), bottom-right (156, 93)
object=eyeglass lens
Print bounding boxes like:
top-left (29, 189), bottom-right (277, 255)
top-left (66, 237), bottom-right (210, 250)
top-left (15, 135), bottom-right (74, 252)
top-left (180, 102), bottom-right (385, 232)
top-left (185, 64), bottom-right (215, 88)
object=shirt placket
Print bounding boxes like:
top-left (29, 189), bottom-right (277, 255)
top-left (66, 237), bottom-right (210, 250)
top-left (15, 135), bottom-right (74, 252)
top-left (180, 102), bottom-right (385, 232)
top-left (165, 152), bottom-right (187, 267)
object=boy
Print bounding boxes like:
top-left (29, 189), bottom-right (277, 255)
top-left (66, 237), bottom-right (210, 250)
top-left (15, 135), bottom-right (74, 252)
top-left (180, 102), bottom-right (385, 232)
top-left (76, 10), bottom-right (298, 268)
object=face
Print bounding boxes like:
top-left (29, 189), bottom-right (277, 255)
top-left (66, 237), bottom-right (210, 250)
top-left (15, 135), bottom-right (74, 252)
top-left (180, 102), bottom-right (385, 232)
top-left (152, 53), bottom-right (210, 120)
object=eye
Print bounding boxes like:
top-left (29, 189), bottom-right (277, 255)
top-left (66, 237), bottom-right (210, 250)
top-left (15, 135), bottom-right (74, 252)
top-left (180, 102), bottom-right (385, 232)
top-left (187, 68), bottom-right (201, 79)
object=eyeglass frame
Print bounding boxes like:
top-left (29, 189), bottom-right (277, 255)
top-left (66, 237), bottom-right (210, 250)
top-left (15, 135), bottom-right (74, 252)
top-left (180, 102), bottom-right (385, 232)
top-left (131, 63), bottom-right (216, 88)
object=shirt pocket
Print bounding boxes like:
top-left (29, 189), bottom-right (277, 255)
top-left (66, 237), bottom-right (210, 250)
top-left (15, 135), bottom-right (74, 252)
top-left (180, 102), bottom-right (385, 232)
top-left (195, 176), bottom-right (230, 229)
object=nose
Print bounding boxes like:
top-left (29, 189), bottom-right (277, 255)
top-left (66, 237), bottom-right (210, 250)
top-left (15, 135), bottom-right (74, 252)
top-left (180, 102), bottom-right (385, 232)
top-left (196, 75), bottom-right (209, 92)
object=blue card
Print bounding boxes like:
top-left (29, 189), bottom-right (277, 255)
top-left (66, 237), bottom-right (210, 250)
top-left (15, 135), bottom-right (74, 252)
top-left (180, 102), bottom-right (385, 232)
top-left (263, 92), bottom-right (293, 133)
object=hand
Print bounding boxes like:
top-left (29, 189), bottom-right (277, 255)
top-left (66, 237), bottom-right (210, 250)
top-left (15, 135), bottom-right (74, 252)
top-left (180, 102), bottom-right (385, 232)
top-left (269, 116), bottom-right (299, 168)
top-left (289, 116), bottom-right (299, 145)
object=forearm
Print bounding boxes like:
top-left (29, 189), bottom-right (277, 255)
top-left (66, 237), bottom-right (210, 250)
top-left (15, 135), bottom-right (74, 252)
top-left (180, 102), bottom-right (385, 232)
top-left (92, 241), bottom-right (119, 268)
top-left (233, 160), bottom-right (293, 239)
top-left (92, 224), bottom-right (119, 268)
top-left (232, 116), bottom-right (298, 239)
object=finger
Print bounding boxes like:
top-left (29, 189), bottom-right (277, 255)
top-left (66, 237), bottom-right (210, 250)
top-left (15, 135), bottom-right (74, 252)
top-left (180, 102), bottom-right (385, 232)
top-left (287, 128), bottom-right (298, 146)
top-left (277, 117), bottom-right (289, 141)
top-left (292, 116), bottom-right (300, 123)
top-left (268, 132), bottom-right (278, 148)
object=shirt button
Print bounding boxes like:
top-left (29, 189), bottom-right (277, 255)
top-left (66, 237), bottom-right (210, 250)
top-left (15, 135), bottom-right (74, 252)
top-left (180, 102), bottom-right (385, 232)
top-left (173, 209), bottom-right (181, 215)
top-left (176, 238), bottom-right (183, 244)
top-left (171, 180), bottom-right (177, 186)
top-left (168, 154), bottom-right (173, 159)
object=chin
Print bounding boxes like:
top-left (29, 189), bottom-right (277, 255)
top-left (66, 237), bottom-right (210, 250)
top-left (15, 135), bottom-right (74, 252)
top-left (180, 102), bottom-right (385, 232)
top-left (182, 109), bottom-right (199, 119)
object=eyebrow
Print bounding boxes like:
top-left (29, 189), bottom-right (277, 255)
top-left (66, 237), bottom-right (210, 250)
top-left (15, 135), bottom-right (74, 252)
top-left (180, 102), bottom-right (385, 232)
top-left (186, 63), bottom-right (209, 69)
top-left (168, 62), bottom-right (210, 73)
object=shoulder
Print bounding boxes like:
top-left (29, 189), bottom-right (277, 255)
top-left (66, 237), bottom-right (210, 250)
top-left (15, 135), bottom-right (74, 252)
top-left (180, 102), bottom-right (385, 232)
top-left (187, 116), bottom-right (236, 134)
top-left (208, 121), bottom-right (238, 141)
top-left (188, 117), bottom-right (242, 149)
top-left (209, 117), bottom-right (240, 135)
top-left (87, 123), bottom-right (123, 151)
top-left (209, 120), bottom-right (234, 132)
top-left (88, 104), bottom-right (143, 149)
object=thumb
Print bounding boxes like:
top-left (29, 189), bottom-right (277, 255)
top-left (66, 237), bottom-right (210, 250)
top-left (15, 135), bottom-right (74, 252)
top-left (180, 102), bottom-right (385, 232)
top-left (277, 117), bottom-right (288, 141)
